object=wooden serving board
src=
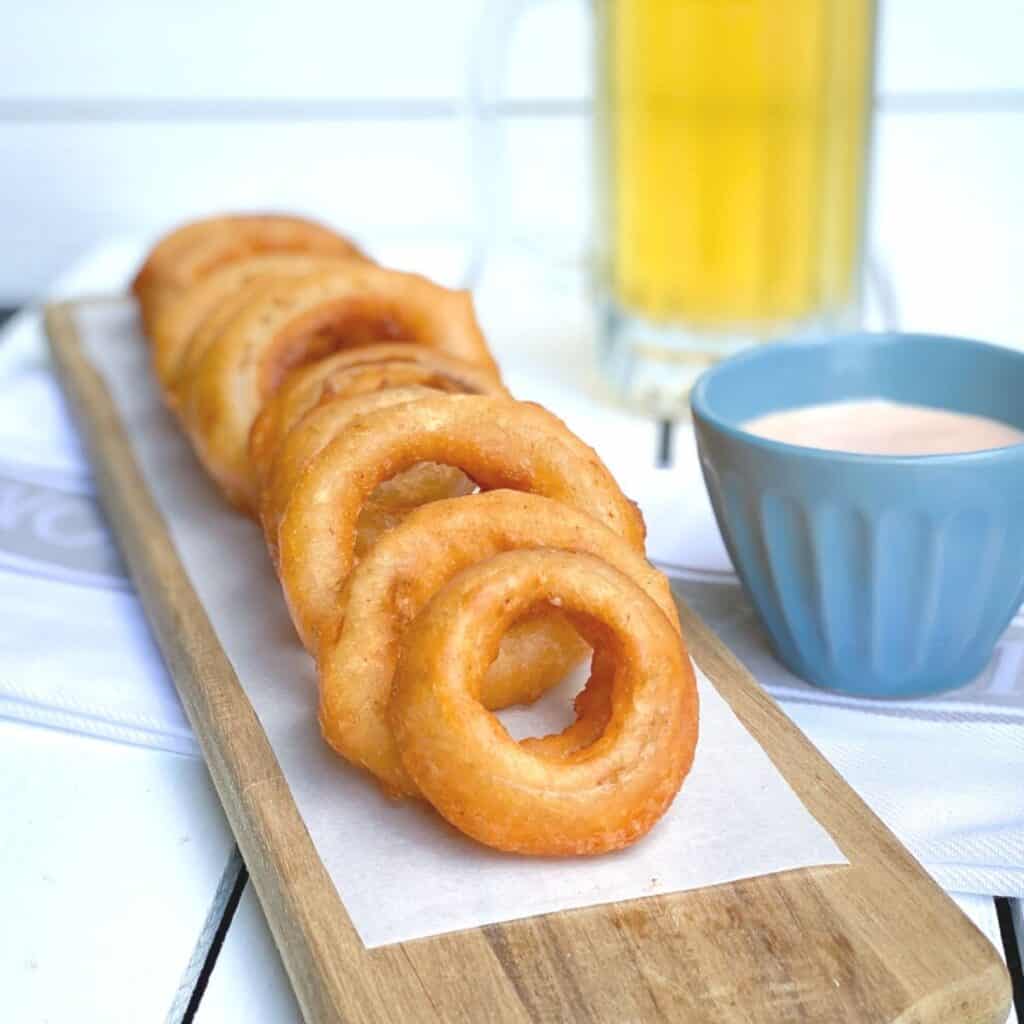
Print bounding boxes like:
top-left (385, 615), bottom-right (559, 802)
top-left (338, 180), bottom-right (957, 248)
top-left (46, 299), bottom-right (1011, 1024)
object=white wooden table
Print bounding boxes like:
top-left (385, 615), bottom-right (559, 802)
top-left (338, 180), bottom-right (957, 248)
top-left (1, 242), bottom-right (1021, 1023)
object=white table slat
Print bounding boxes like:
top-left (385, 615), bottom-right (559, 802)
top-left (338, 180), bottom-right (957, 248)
top-left (0, 720), bottom-right (234, 1024)
top-left (193, 883), bottom-right (303, 1024)
top-left (877, 0), bottom-right (1024, 96)
top-left (0, 0), bottom-right (481, 103)
top-left (7, 105), bottom-right (1024, 309)
top-left (0, 120), bottom-right (470, 303)
top-left (3, 1), bottom-right (1024, 104)
top-left (872, 111), bottom-right (1024, 350)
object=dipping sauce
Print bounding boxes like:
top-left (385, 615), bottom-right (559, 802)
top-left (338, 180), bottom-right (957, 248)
top-left (742, 399), bottom-right (1024, 455)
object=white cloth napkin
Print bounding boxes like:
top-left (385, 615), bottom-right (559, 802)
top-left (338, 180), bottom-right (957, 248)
top-left (2, 240), bottom-right (1022, 901)
top-left (0, 247), bottom-right (198, 756)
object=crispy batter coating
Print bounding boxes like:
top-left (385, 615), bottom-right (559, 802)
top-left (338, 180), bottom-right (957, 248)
top-left (150, 252), bottom-right (367, 395)
top-left (276, 395), bottom-right (646, 651)
top-left (175, 266), bottom-right (498, 511)
top-left (259, 386), bottom-right (475, 570)
top-left (133, 213), bottom-right (364, 333)
top-left (390, 549), bottom-right (699, 855)
top-left (319, 490), bottom-right (678, 797)
top-left (249, 343), bottom-right (505, 491)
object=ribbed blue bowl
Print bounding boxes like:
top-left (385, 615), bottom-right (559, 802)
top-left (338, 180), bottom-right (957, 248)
top-left (690, 333), bottom-right (1024, 698)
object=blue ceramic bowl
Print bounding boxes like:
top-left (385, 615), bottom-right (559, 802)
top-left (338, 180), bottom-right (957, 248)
top-left (690, 333), bottom-right (1024, 698)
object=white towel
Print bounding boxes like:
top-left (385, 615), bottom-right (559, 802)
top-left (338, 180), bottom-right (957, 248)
top-left (0, 245), bottom-right (198, 755)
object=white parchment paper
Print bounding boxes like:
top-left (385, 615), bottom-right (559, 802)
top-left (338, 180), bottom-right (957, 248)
top-left (76, 300), bottom-right (845, 948)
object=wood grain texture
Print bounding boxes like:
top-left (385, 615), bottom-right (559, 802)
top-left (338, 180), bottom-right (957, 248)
top-left (46, 298), bottom-right (1011, 1024)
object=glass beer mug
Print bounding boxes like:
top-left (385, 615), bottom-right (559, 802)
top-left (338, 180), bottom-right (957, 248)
top-left (474, 0), bottom-right (878, 415)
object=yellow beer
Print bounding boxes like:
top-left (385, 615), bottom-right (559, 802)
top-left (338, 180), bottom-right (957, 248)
top-left (595, 0), bottom-right (876, 340)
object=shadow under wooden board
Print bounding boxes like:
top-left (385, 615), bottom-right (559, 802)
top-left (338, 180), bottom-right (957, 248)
top-left (46, 298), bottom-right (1011, 1024)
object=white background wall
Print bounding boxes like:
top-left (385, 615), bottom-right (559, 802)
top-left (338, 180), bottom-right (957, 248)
top-left (1, 0), bottom-right (1022, 345)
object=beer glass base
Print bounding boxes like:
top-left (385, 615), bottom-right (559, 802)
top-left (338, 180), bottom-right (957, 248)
top-left (597, 298), bottom-right (857, 419)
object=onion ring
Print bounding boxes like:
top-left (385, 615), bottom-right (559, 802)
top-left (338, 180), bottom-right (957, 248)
top-left (171, 277), bottom-right (273, 406)
top-left (176, 266), bottom-right (499, 511)
top-left (259, 386), bottom-right (475, 569)
top-left (133, 213), bottom-right (364, 331)
top-left (249, 343), bottom-right (505, 491)
top-left (390, 548), bottom-right (698, 855)
top-left (276, 394), bottom-right (646, 651)
top-left (318, 490), bottom-right (678, 797)
top-left (150, 252), bottom-right (367, 395)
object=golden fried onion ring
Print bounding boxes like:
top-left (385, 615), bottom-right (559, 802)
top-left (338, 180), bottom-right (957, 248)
top-left (150, 252), bottom-right (368, 395)
top-left (176, 266), bottom-right (499, 510)
top-left (318, 490), bottom-right (678, 797)
top-left (133, 213), bottom-right (364, 331)
top-left (390, 548), bottom-right (698, 855)
top-left (276, 394), bottom-right (646, 651)
top-left (172, 277), bottom-right (276, 407)
top-left (249, 343), bottom-right (505, 491)
top-left (260, 386), bottom-right (475, 569)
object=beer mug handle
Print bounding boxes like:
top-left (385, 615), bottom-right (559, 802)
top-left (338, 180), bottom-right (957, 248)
top-left (463, 0), bottom-right (573, 289)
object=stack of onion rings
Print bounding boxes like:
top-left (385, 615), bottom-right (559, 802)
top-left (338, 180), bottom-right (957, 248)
top-left (274, 394), bottom-right (646, 650)
top-left (132, 212), bottom-right (699, 857)
top-left (318, 490), bottom-right (682, 798)
top-left (132, 213), bottom-right (365, 334)
top-left (176, 265), bottom-right (499, 511)
top-left (150, 252), bottom-right (369, 398)
top-left (258, 385), bottom-right (477, 568)
top-left (249, 343), bottom-right (505, 491)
